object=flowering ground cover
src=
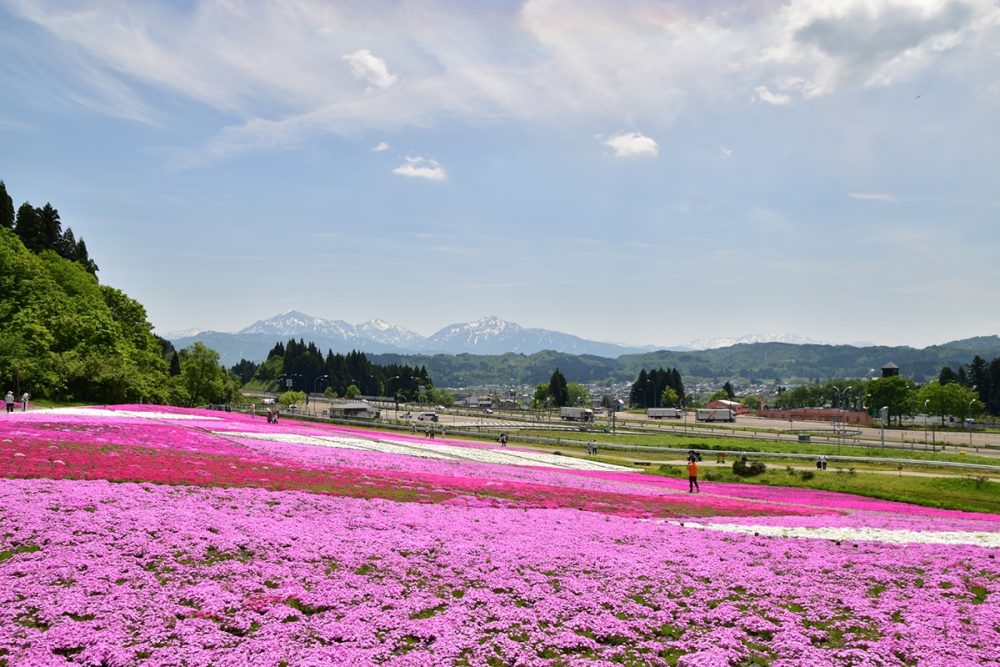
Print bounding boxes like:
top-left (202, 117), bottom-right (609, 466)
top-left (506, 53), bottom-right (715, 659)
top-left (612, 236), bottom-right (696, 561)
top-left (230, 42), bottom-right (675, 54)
top-left (2, 406), bottom-right (999, 666)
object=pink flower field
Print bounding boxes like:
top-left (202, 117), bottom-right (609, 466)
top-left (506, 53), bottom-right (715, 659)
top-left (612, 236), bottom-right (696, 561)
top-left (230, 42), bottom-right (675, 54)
top-left (1, 406), bottom-right (998, 666)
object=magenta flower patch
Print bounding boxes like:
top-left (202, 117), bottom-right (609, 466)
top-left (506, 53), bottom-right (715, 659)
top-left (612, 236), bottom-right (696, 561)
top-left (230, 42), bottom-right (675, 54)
top-left (1, 405), bottom-right (998, 665)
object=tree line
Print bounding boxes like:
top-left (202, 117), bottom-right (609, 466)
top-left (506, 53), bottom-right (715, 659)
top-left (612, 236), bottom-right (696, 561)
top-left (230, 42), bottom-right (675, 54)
top-left (629, 367), bottom-right (685, 408)
top-left (0, 181), bottom-right (98, 275)
top-left (772, 362), bottom-right (994, 425)
top-left (234, 340), bottom-right (438, 403)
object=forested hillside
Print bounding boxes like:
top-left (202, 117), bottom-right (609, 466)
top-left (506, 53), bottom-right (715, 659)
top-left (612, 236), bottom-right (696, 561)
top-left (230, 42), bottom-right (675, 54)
top-left (0, 180), bottom-right (241, 406)
top-left (0, 226), bottom-right (171, 403)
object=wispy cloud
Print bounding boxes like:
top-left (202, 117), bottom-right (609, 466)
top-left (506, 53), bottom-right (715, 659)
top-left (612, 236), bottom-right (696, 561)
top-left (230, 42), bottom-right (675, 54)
top-left (371, 141), bottom-right (390, 152)
top-left (849, 192), bottom-right (899, 203)
top-left (6, 1), bottom-right (996, 161)
top-left (754, 85), bottom-right (791, 106)
top-left (601, 131), bottom-right (658, 158)
top-left (719, 146), bottom-right (733, 160)
top-left (392, 156), bottom-right (447, 182)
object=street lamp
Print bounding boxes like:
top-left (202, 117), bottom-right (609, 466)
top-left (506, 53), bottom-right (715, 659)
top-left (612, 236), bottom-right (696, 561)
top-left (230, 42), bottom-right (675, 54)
top-left (832, 385), bottom-right (852, 409)
top-left (314, 375), bottom-right (330, 394)
top-left (924, 399), bottom-right (930, 450)
top-left (968, 399), bottom-right (978, 447)
top-left (386, 375), bottom-right (400, 418)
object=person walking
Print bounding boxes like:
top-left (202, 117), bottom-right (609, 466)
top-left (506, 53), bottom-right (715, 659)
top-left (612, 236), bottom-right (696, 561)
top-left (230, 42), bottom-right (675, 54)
top-left (687, 458), bottom-right (700, 493)
top-left (20, 392), bottom-right (29, 411)
top-left (4, 391), bottom-right (14, 413)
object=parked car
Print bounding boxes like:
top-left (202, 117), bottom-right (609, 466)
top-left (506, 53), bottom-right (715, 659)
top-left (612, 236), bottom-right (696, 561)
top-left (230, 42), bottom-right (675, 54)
top-left (417, 412), bottom-right (438, 422)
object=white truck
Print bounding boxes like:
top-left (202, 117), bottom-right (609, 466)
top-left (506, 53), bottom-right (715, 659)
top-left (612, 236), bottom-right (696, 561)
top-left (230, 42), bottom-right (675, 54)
top-left (560, 407), bottom-right (595, 422)
top-left (695, 408), bottom-right (736, 423)
top-left (647, 408), bottom-right (684, 419)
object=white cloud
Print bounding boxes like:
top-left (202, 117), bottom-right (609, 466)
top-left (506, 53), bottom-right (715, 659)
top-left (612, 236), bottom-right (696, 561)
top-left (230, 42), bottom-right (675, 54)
top-left (754, 85), bottom-right (791, 106)
top-left (392, 156), bottom-right (447, 182)
top-left (720, 146), bottom-right (733, 160)
top-left (7, 1), bottom-right (997, 160)
top-left (849, 192), bottom-right (899, 203)
top-left (342, 49), bottom-right (398, 91)
top-left (371, 141), bottom-right (390, 152)
top-left (602, 131), bottom-right (658, 158)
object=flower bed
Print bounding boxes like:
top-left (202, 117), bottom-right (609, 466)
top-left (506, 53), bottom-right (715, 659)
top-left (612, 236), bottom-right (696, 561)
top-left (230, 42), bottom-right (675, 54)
top-left (2, 406), bottom-right (999, 665)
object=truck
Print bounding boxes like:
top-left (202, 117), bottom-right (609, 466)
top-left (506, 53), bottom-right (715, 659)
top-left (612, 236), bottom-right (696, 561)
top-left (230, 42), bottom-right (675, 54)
top-left (560, 407), bottom-right (595, 422)
top-left (647, 408), bottom-right (684, 419)
top-left (695, 408), bottom-right (735, 423)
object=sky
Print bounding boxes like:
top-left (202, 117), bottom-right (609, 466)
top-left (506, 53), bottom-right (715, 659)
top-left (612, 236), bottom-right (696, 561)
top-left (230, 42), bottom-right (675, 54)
top-left (1, 0), bottom-right (998, 349)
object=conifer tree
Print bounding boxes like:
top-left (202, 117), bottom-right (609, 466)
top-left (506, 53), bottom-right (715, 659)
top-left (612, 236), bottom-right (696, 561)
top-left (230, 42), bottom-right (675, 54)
top-left (0, 181), bottom-right (13, 230)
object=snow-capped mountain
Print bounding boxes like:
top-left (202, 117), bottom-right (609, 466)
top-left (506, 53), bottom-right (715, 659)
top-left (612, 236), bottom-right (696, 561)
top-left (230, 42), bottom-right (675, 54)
top-left (420, 316), bottom-right (645, 357)
top-left (238, 311), bottom-right (358, 342)
top-left (167, 312), bottom-right (653, 364)
top-left (356, 319), bottom-right (424, 349)
top-left (680, 333), bottom-right (830, 350)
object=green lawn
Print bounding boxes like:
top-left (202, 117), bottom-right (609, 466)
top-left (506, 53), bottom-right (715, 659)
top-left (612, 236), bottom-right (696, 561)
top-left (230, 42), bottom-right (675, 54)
top-left (650, 463), bottom-right (1000, 515)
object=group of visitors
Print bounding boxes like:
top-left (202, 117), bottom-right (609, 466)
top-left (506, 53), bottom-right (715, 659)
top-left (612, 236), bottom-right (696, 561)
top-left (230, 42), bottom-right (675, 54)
top-left (585, 440), bottom-right (597, 455)
top-left (498, 433), bottom-right (508, 447)
top-left (4, 391), bottom-right (29, 413)
top-left (816, 455), bottom-right (829, 470)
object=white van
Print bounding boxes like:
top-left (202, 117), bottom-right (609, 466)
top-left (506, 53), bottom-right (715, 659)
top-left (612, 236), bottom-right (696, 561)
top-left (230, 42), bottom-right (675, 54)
top-left (417, 412), bottom-right (438, 422)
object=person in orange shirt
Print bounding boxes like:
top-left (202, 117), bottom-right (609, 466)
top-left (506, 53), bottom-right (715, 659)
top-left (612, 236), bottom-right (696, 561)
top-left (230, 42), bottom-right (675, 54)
top-left (687, 459), bottom-right (700, 493)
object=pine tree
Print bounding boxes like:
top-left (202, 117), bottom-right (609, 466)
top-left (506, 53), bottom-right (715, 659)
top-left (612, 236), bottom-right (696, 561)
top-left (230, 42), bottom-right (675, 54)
top-left (169, 351), bottom-right (182, 376)
top-left (0, 181), bottom-right (13, 230)
top-left (548, 368), bottom-right (568, 407)
top-left (56, 227), bottom-right (79, 261)
top-left (14, 202), bottom-right (43, 251)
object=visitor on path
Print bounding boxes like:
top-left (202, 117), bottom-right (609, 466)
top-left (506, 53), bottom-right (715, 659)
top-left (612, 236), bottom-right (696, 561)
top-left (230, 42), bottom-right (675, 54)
top-left (4, 391), bottom-right (13, 413)
top-left (266, 409), bottom-right (274, 424)
top-left (687, 459), bottom-right (700, 493)
top-left (250, 404), bottom-right (256, 418)
top-left (821, 455), bottom-right (828, 470)
top-left (816, 456), bottom-right (823, 470)
top-left (20, 392), bottom-right (29, 411)
top-left (499, 433), bottom-right (508, 447)
top-left (716, 452), bottom-right (725, 464)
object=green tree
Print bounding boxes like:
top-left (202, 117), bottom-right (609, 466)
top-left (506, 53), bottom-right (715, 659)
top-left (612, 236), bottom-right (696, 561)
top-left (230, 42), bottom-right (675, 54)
top-left (533, 383), bottom-right (549, 407)
top-left (548, 368), bottom-right (568, 407)
top-left (345, 383), bottom-right (361, 399)
top-left (565, 382), bottom-right (590, 407)
top-left (866, 376), bottom-right (916, 426)
top-left (660, 386), bottom-right (679, 407)
top-left (13, 203), bottom-right (42, 252)
top-left (938, 366), bottom-right (958, 386)
top-left (0, 181), bottom-right (13, 230)
top-left (279, 390), bottom-right (306, 408)
top-left (179, 342), bottom-right (228, 407)
top-left (722, 381), bottom-right (735, 399)
top-left (169, 351), bottom-right (181, 376)
top-left (707, 389), bottom-right (730, 403)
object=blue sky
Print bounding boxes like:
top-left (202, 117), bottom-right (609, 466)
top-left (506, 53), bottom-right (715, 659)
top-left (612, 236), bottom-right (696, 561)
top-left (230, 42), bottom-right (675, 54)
top-left (1, 0), bottom-right (998, 348)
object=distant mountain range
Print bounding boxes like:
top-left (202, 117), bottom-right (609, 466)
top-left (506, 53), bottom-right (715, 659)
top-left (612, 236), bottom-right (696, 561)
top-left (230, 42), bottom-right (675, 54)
top-left (164, 311), bottom-right (661, 365)
top-left (163, 311), bottom-right (999, 385)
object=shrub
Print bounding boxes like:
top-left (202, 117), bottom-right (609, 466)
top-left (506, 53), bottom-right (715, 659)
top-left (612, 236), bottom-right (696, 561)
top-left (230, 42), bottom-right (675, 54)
top-left (732, 459), bottom-right (766, 477)
top-left (799, 470), bottom-right (815, 481)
